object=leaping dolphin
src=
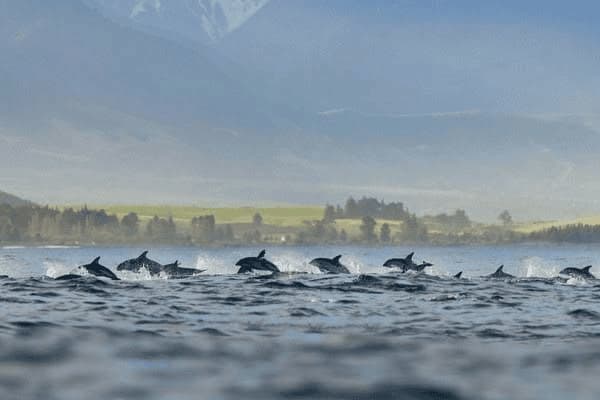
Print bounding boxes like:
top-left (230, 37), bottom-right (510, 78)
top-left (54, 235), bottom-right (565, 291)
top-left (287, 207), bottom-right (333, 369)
top-left (559, 265), bottom-right (595, 280)
top-left (383, 252), bottom-right (433, 273)
top-left (309, 255), bottom-right (350, 274)
top-left (383, 252), bottom-right (415, 270)
top-left (485, 265), bottom-right (515, 279)
top-left (162, 260), bottom-right (205, 279)
top-left (56, 257), bottom-right (120, 281)
top-left (116, 251), bottom-right (164, 275)
top-left (235, 250), bottom-right (280, 274)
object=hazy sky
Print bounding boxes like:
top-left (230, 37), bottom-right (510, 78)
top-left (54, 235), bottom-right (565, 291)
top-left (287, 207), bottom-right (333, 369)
top-left (2, 1), bottom-right (600, 221)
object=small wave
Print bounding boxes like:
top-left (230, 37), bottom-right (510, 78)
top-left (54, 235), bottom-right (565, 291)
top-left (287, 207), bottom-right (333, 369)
top-left (37, 245), bottom-right (81, 249)
top-left (563, 276), bottom-right (592, 286)
top-left (567, 309), bottom-right (600, 320)
top-left (289, 307), bottom-right (326, 317)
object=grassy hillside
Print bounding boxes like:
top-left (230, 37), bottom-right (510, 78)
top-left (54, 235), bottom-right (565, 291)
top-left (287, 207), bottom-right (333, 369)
top-left (59, 205), bottom-right (411, 239)
top-left (75, 205), bottom-right (325, 227)
top-left (515, 216), bottom-right (600, 233)
top-left (0, 190), bottom-right (32, 207)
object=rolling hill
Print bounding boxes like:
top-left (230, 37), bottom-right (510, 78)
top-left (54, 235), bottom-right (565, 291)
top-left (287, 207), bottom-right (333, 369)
top-left (0, 190), bottom-right (32, 207)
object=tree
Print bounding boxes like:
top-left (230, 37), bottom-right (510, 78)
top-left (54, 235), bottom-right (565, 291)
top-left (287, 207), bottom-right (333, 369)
top-left (498, 210), bottom-right (513, 226)
top-left (121, 212), bottom-right (139, 236)
top-left (252, 212), bottom-right (263, 227)
top-left (380, 223), bottom-right (391, 243)
top-left (339, 229), bottom-right (348, 242)
top-left (345, 197), bottom-right (358, 218)
top-left (401, 214), bottom-right (428, 242)
top-left (359, 216), bottom-right (377, 242)
top-left (191, 215), bottom-right (216, 242)
top-left (323, 204), bottom-right (336, 223)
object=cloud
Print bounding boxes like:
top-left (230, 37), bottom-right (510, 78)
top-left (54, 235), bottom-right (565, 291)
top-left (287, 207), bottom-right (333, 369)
top-left (130, 0), bottom-right (161, 19)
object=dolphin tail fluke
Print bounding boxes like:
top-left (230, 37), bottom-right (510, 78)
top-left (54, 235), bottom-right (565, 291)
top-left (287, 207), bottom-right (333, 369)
top-left (258, 250), bottom-right (266, 259)
top-left (454, 271), bottom-right (463, 279)
top-left (405, 252), bottom-right (414, 261)
top-left (333, 255), bottom-right (342, 263)
top-left (583, 265), bottom-right (593, 273)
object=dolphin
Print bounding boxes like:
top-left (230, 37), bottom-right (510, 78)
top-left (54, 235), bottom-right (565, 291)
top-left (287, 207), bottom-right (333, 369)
top-left (383, 252), bottom-right (433, 273)
top-left (162, 260), bottom-right (205, 279)
top-left (116, 251), bottom-right (163, 275)
top-left (309, 255), bottom-right (350, 274)
top-left (56, 257), bottom-right (120, 281)
top-left (453, 271), bottom-right (463, 279)
top-left (485, 265), bottom-right (515, 279)
top-left (559, 265), bottom-right (595, 280)
top-left (412, 261), bottom-right (434, 272)
top-left (383, 252), bottom-right (415, 271)
top-left (235, 250), bottom-right (280, 274)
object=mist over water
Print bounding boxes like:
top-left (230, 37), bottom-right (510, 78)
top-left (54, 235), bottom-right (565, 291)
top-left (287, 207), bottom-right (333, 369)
top-left (2, 244), bottom-right (600, 399)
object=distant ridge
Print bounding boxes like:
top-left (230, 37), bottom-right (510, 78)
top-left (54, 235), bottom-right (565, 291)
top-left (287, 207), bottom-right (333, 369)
top-left (0, 190), bottom-right (33, 207)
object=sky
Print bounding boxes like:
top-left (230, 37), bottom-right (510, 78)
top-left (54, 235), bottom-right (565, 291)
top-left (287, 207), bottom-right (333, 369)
top-left (1, 0), bottom-right (600, 221)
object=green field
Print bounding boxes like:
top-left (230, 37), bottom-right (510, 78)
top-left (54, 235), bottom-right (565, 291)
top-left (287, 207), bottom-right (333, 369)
top-left (63, 204), bottom-right (600, 236)
top-left (76, 205), bottom-right (325, 227)
top-left (514, 215), bottom-right (600, 233)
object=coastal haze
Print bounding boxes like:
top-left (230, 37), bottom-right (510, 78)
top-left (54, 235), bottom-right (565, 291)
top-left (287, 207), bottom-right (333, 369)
top-left (2, 0), bottom-right (600, 220)
top-left (4, 3), bottom-right (600, 400)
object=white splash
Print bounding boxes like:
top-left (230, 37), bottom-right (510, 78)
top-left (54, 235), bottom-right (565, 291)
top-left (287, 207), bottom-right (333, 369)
top-left (44, 261), bottom-right (74, 278)
top-left (196, 254), bottom-right (232, 275)
top-left (521, 256), bottom-right (559, 278)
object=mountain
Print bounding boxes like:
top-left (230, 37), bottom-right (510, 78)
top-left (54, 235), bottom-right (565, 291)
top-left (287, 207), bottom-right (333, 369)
top-left (84, 0), bottom-right (270, 43)
top-left (0, 191), bottom-right (32, 207)
top-left (2, 0), bottom-right (600, 220)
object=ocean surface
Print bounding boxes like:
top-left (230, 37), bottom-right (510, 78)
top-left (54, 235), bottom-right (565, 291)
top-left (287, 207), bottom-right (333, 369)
top-left (2, 244), bottom-right (600, 399)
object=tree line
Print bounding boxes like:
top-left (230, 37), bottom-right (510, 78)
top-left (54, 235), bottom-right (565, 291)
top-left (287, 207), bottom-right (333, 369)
top-left (2, 201), bottom-right (600, 245)
top-left (0, 204), bottom-right (231, 245)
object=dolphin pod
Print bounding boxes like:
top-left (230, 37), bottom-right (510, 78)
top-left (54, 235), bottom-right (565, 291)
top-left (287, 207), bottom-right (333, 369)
top-left (116, 251), bottom-right (205, 278)
top-left (54, 250), bottom-right (597, 281)
top-left (56, 251), bottom-right (203, 280)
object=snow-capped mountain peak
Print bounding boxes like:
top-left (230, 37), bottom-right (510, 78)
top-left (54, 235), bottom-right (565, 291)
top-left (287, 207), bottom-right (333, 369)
top-left (197, 0), bottom-right (270, 40)
top-left (90, 0), bottom-right (269, 42)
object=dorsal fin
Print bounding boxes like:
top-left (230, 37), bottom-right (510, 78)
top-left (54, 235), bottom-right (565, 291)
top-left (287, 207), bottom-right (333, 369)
top-left (258, 250), bottom-right (266, 259)
top-left (495, 265), bottom-right (504, 273)
top-left (333, 255), bottom-right (342, 263)
top-left (583, 265), bottom-right (593, 273)
top-left (92, 256), bottom-right (101, 265)
top-left (138, 251), bottom-right (148, 259)
top-left (454, 271), bottom-right (463, 279)
top-left (405, 252), bottom-right (414, 261)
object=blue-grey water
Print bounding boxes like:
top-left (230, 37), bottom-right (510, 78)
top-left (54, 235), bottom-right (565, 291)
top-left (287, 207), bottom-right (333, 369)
top-left (2, 244), bottom-right (600, 399)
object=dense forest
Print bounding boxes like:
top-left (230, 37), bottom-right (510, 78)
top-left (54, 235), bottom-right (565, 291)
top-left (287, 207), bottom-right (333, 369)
top-left (0, 197), bottom-right (599, 246)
